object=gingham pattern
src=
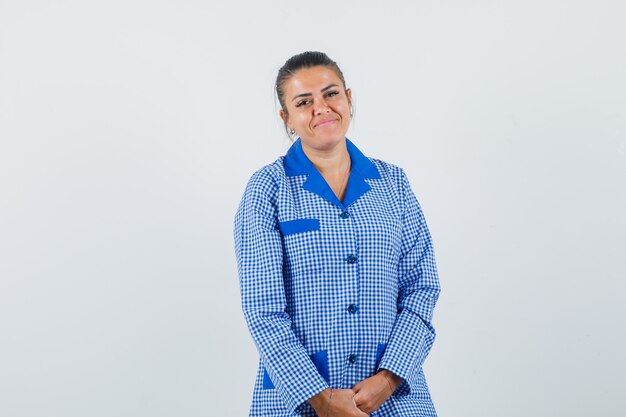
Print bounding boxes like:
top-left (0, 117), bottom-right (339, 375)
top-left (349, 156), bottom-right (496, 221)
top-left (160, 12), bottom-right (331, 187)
top-left (234, 138), bottom-right (440, 417)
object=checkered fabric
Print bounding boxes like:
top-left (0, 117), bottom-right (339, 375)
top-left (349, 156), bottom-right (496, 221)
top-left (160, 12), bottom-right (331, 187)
top-left (234, 138), bottom-right (440, 416)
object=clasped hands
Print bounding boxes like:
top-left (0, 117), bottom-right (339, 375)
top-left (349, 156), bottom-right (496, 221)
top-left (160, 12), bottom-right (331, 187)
top-left (308, 370), bottom-right (401, 417)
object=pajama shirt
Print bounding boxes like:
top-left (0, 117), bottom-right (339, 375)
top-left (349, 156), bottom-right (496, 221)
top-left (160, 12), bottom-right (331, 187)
top-left (234, 138), bottom-right (440, 416)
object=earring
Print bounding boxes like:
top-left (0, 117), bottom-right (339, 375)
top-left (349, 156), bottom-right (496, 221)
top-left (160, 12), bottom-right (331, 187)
top-left (290, 129), bottom-right (296, 135)
top-left (350, 106), bottom-right (353, 119)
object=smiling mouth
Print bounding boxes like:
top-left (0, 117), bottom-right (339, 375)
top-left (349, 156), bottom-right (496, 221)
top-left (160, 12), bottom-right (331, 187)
top-left (315, 119), bottom-right (338, 128)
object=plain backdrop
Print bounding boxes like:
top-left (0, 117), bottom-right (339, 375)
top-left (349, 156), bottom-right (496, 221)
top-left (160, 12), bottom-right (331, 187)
top-left (1, 1), bottom-right (625, 416)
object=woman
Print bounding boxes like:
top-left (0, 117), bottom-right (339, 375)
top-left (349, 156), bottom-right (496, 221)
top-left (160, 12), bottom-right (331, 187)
top-left (234, 51), bottom-right (440, 417)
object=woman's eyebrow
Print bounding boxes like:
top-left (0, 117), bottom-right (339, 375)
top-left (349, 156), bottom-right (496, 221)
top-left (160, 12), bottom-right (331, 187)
top-left (320, 84), bottom-right (339, 92)
top-left (291, 84), bottom-right (340, 102)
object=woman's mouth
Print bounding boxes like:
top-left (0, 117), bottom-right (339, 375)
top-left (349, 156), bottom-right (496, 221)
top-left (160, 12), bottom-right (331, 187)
top-left (315, 118), bottom-right (338, 128)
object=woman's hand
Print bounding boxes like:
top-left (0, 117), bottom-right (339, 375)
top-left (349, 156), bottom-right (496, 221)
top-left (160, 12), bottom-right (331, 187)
top-left (351, 370), bottom-right (401, 414)
top-left (308, 388), bottom-right (369, 417)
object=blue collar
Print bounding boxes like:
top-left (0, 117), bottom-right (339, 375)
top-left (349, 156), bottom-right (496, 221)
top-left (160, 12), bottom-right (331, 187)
top-left (283, 137), bottom-right (381, 209)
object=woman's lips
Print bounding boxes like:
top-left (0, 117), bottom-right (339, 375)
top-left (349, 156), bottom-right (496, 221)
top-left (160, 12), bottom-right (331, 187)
top-left (315, 119), bottom-right (338, 128)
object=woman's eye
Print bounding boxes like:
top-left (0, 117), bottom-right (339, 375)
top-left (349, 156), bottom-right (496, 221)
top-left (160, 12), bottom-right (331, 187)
top-left (296, 100), bottom-right (311, 107)
top-left (326, 91), bottom-right (339, 97)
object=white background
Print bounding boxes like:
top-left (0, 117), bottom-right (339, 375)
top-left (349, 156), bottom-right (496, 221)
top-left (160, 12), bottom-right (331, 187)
top-left (1, 1), bottom-right (625, 416)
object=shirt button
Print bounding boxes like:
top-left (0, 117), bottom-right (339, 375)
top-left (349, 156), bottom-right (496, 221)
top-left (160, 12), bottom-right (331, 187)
top-left (347, 304), bottom-right (358, 314)
top-left (348, 354), bottom-right (358, 364)
top-left (339, 211), bottom-right (350, 219)
top-left (346, 254), bottom-right (357, 264)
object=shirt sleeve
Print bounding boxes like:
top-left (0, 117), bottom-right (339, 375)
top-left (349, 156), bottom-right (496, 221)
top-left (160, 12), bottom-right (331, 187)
top-left (376, 167), bottom-right (441, 396)
top-left (233, 169), bottom-right (329, 413)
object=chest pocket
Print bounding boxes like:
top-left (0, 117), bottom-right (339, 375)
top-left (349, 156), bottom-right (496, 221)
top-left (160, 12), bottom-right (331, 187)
top-left (279, 218), bottom-right (319, 236)
top-left (279, 218), bottom-right (322, 276)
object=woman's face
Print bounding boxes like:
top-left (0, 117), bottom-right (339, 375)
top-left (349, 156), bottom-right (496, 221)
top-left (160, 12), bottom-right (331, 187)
top-left (280, 66), bottom-right (352, 151)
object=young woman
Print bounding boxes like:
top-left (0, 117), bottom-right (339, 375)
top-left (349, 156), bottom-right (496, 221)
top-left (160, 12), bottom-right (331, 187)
top-left (234, 51), bottom-right (440, 417)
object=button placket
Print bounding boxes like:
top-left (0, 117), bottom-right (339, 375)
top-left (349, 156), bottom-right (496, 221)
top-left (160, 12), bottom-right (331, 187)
top-left (336, 206), bottom-right (361, 385)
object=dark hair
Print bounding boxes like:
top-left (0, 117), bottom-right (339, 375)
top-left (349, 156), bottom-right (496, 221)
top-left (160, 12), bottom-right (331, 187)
top-left (275, 51), bottom-right (348, 138)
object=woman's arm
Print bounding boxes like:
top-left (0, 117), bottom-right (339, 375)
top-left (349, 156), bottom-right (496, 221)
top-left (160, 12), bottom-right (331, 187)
top-left (375, 167), bottom-right (441, 396)
top-left (234, 169), bottom-right (328, 414)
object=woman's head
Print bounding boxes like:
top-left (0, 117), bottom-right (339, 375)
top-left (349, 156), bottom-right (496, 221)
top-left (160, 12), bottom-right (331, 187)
top-left (276, 51), bottom-right (352, 149)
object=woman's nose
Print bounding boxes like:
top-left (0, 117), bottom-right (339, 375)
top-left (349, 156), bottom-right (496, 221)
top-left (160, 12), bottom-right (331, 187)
top-left (314, 99), bottom-right (330, 115)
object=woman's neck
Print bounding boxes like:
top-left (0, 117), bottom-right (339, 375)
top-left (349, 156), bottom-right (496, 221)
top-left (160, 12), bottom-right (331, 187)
top-left (301, 139), bottom-right (351, 177)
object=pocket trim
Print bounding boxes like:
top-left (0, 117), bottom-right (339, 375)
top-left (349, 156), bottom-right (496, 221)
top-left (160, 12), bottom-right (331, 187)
top-left (278, 218), bottom-right (320, 236)
top-left (262, 349), bottom-right (329, 389)
top-left (375, 343), bottom-right (387, 368)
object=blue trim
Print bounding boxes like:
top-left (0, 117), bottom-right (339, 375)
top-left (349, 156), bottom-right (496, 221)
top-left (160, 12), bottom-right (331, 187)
top-left (346, 138), bottom-right (381, 180)
top-left (283, 138), bottom-right (313, 176)
top-left (310, 350), bottom-right (330, 384)
top-left (278, 218), bottom-right (320, 236)
top-left (375, 343), bottom-right (387, 368)
top-left (262, 350), bottom-right (329, 389)
top-left (302, 169), bottom-right (343, 208)
top-left (282, 138), bottom-right (380, 209)
top-left (262, 368), bottom-right (274, 389)
top-left (342, 169), bottom-right (371, 208)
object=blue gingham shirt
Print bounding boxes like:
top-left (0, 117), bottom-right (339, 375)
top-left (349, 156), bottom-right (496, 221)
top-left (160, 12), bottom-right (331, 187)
top-left (234, 138), bottom-right (440, 416)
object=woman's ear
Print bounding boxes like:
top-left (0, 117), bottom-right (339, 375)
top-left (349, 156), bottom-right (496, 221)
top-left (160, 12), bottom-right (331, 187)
top-left (279, 109), bottom-right (290, 129)
top-left (346, 89), bottom-right (353, 118)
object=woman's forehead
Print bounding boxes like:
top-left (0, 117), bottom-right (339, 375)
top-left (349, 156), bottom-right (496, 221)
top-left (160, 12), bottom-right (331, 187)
top-left (285, 67), bottom-right (343, 95)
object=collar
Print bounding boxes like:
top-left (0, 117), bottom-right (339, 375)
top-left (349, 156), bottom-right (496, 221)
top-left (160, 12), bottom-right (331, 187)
top-left (283, 137), bottom-right (381, 209)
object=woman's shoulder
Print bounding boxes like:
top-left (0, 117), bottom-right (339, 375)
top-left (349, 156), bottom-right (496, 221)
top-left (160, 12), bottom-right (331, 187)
top-left (241, 157), bottom-right (287, 197)
top-left (368, 157), bottom-right (409, 186)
